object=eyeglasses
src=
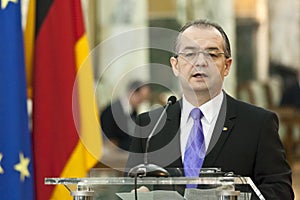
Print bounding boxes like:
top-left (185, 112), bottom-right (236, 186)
top-left (175, 50), bottom-right (225, 62)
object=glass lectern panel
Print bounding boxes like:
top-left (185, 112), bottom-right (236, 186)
top-left (45, 168), bottom-right (265, 200)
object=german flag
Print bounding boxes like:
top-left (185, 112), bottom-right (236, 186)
top-left (27, 0), bottom-right (102, 199)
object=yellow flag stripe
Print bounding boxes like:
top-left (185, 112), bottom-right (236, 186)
top-left (74, 34), bottom-right (102, 162)
top-left (24, 0), bottom-right (35, 99)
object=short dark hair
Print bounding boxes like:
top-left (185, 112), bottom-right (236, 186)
top-left (127, 80), bottom-right (147, 93)
top-left (174, 19), bottom-right (231, 58)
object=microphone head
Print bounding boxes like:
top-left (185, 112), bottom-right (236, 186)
top-left (167, 96), bottom-right (177, 105)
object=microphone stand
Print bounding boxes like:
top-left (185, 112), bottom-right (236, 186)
top-left (128, 97), bottom-right (176, 177)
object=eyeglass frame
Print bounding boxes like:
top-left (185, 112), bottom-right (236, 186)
top-left (174, 49), bottom-right (227, 62)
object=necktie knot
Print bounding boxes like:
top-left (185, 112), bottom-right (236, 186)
top-left (190, 108), bottom-right (203, 120)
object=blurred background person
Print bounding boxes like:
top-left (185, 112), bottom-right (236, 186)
top-left (100, 80), bottom-right (151, 151)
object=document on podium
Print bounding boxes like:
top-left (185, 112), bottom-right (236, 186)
top-left (184, 188), bottom-right (251, 200)
top-left (116, 190), bottom-right (185, 200)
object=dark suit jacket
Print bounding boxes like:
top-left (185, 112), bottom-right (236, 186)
top-left (100, 99), bottom-right (133, 150)
top-left (127, 93), bottom-right (294, 199)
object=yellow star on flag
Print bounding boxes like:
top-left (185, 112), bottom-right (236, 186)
top-left (14, 152), bottom-right (30, 182)
top-left (0, 153), bottom-right (3, 174)
top-left (1, 0), bottom-right (18, 10)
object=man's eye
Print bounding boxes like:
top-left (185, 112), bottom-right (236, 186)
top-left (184, 52), bottom-right (196, 57)
top-left (208, 52), bottom-right (218, 57)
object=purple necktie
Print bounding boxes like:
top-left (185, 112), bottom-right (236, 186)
top-left (184, 108), bottom-right (205, 188)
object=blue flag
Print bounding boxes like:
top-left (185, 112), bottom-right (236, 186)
top-left (0, 0), bottom-right (35, 199)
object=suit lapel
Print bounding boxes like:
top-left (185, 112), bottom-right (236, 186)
top-left (203, 93), bottom-right (237, 166)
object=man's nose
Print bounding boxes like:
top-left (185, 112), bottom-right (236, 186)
top-left (193, 52), bottom-right (208, 67)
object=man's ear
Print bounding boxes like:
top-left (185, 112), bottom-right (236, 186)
top-left (170, 56), bottom-right (179, 77)
top-left (224, 57), bottom-right (232, 77)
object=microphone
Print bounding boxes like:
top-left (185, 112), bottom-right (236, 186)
top-left (128, 96), bottom-right (177, 177)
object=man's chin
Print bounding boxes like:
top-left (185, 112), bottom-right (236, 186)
top-left (193, 86), bottom-right (220, 98)
top-left (187, 85), bottom-right (210, 95)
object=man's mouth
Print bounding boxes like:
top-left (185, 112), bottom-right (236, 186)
top-left (192, 72), bottom-right (207, 78)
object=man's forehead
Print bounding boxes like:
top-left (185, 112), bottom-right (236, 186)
top-left (181, 26), bottom-right (222, 40)
top-left (179, 27), bottom-right (223, 50)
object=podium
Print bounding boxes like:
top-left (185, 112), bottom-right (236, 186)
top-left (45, 168), bottom-right (265, 200)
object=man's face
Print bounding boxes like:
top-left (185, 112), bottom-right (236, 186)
top-left (129, 86), bottom-right (150, 108)
top-left (170, 26), bottom-right (232, 98)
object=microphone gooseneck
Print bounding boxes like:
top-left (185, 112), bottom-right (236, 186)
top-left (128, 96), bottom-right (177, 177)
top-left (144, 96), bottom-right (176, 165)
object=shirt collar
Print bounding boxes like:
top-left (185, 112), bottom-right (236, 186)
top-left (120, 96), bottom-right (132, 114)
top-left (182, 92), bottom-right (224, 123)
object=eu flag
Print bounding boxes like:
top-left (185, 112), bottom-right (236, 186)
top-left (0, 0), bottom-right (35, 199)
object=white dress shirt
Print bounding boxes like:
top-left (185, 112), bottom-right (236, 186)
top-left (180, 92), bottom-right (224, 161)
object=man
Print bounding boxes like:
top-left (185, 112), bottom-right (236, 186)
top-left (100, 80), bottom-right (150, 151)
top-left (127, 19), bottom-right (294, 199)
